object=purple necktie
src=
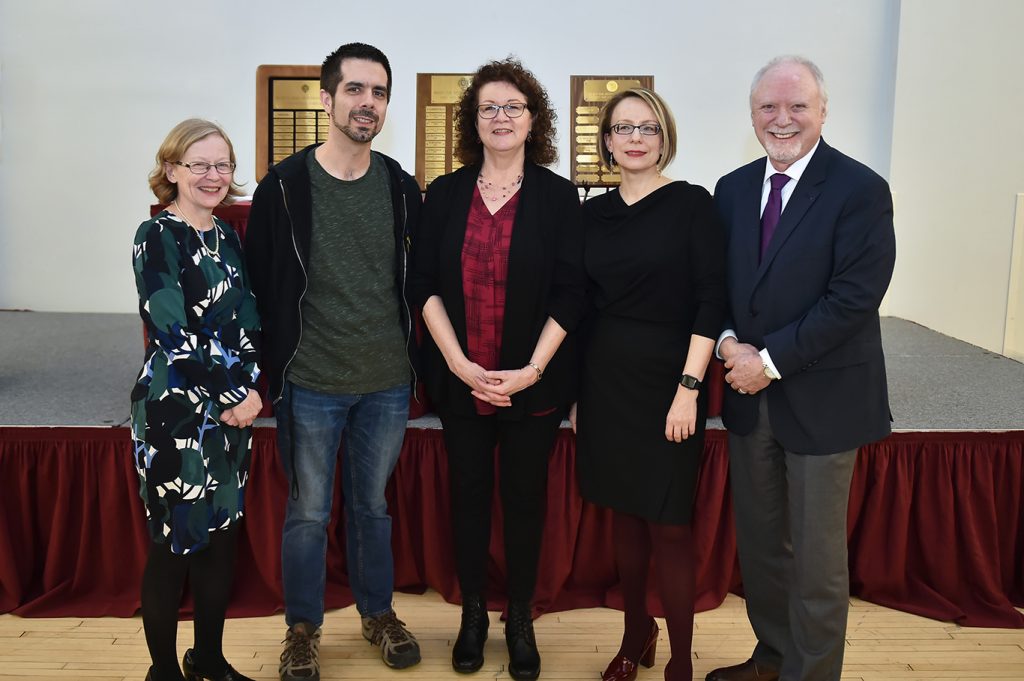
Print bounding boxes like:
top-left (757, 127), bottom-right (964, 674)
top-left (760, 173), bottom-right (790, 261)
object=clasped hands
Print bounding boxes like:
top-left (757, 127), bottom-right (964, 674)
top-left (454, 358), bottom-right (538, 408)
top-left (721, 337), bottom-right (771, 396)
top-left (220, 388), bottom-right (262, 428)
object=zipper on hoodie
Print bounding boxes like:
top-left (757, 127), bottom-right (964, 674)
top-left (397, 189), bottom-right (420, 402)
top-left (275, 176), bottom-right (309, 405)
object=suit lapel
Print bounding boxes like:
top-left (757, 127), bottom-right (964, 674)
top-left (741, 167), bottom-right (763, 273)
top-left (756, 140), bottom-right (831, 280)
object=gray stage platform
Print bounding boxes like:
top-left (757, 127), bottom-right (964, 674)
top-left (1, 311), bottom-right (1022, 431)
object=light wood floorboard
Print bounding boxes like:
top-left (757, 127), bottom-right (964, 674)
top-left (1, 591), bottom-right (1021, 680)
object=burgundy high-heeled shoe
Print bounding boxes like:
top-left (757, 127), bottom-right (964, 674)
top-left (601, 618), bottom-right (659, 681)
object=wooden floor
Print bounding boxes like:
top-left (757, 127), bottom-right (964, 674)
top-left (1, 591), bottom-right (1022, 680)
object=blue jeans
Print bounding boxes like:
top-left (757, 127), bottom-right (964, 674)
top-left (277, 381), bottom-right (410, 626)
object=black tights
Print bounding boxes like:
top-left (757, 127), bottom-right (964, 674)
top-left (613, 512), bottom-right (695, 681)
top-left (141, 524), bottom-right (240, 681)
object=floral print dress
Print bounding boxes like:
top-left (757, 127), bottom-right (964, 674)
top-left (130, 211), bottom-right (260, 554)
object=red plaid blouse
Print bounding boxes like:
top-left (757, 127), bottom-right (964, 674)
top-left (461, 186), bottom-right (521, 415)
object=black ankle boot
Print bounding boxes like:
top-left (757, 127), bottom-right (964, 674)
top-left (182, 649), bottom-right (254, 681)
top-left (505, 601), bottom-right (540, 681)
top-left (452, 594), bottom-right (489, 673)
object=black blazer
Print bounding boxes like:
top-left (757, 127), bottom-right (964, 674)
top-left (714, 139), bottom-right (896, 454)
top-left (408, 162), bottom-right (586, 419)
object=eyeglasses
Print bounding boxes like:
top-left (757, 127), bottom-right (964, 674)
top-left (610, 123), bottom-right (662, 136)
top-left (174, 161), bottom-right (236, 175)
top-left (477, 103), bottom-right (527, 119)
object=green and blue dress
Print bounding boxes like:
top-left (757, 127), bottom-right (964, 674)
top-left (130, 211), bottom-right (260, 554)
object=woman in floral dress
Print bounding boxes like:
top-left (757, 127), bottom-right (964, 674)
top-left (131, 118), bottom-right (261, 681)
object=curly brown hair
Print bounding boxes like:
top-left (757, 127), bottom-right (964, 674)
top-left (454, 58), bottom-right (557, 167)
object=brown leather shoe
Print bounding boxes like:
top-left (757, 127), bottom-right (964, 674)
top-left (705, 658), bottom-right (779, 681)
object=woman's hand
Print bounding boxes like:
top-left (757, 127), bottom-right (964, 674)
top-left (451, 357), bottom-right (506, 405)
top-left (665, 386), bottom-right (698, 442)
top-left (221, 388), bottom-right (262, 428)
top-left (479, 366), bottom-right (539, 408)
top-left (569, 402), bottom-right (578, 433)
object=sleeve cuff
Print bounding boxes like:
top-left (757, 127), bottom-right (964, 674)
top-left (715, 329), bottom-right (737, 360)
top-left (759, 348), bottom-right (782, 379)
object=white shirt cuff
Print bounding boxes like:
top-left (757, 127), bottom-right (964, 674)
top-left (759, 348), bottom-right (782, 379)
top-left (715, 329), bottom-right (738, 359)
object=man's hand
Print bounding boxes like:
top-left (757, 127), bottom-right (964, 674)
top-left (725, 350), bottom-right (771, 395)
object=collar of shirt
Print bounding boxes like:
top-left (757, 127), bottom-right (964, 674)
top-left (759, 137), bottom-right (821, 215)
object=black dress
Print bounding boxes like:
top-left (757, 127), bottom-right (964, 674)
top-left (576, 182), bottom-right (726, 524)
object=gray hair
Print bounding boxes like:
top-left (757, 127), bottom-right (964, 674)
top-left (750, 55), bottom-right (829, 109)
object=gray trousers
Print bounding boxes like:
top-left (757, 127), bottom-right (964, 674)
top-left (727, 394), bottom-right (857, 681)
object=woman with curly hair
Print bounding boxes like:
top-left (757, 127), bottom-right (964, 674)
top-left (409, 58), bottom-right (585, 680)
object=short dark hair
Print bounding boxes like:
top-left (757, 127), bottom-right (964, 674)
top-left (454, 57), bottom-right (558, 167)
top-left (321, 42), bottom-right (393, 101)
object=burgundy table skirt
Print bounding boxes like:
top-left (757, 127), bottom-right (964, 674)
top-left (1, 426), bottom-right (1021, 627)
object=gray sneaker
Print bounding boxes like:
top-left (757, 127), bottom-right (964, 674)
top-left (280, 622), bottom-right (321, 681)
top-left (361, 610), bottom-right (421, 668)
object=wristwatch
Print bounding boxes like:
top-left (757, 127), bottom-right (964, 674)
top-left (679, 373), bottom-right (702, 390)
top-left (762, 363), bottom-right (777, 380)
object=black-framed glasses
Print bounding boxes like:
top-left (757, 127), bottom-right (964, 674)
top-left (175, 161), bottom-right (236, 175)
top-left (477, 103), bottom-right (528, 119)
top-left (610, 123), bottom-right (662, 136)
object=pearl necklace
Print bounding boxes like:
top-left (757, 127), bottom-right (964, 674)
top-left (173, 200), bottom-right (220, 256)
top-left (477, 171), bottom-right (523, 203)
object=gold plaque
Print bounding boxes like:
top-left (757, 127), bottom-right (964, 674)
top-left (416, 73), bottom-right (474, 189)
top-left (431, 75), bottom-right (472, 104)
top-left (272, 80), bottom-right (321, 110)
top-left (582, 79), bottom-right (644, 102)
top-left (569, 74), bottom-right (653, 187)
top-left (257, 65), bottom-right (327, 178)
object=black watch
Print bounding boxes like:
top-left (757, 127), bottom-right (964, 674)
top-left (679, 373), bottom-right (702, 390)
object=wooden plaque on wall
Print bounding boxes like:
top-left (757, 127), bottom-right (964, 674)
top-left (415, 73), bottom-right (474, 190)
top-left (255, 65), bottom-right (326, 181)
top-left (569, 75), bottom-right (653, 188)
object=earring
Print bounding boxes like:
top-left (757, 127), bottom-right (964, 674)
top-left (607, 149), bottom-right (616, 167)
top-left (527, 131), bottom-right (533, 142)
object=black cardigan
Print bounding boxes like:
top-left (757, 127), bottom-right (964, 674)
top-left (408, 162), bottom-right (585, 419)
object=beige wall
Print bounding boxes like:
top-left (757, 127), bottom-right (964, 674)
top-left (886, 0), bottom-right (1024, 353)
top-left (0, 0), bottom-right (899, 314)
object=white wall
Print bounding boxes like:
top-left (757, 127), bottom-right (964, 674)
top-left (887, 0), bottom-right (1024, 352)
top-left (1, 0), bottom-right (898, 314)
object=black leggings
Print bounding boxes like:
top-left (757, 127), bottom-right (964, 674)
top-left (440, 410), bottom-right (563, 602)
top-left (141, 523), bottom-right (240, 681)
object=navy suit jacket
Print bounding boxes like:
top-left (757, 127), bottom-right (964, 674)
top-left (714, 139), bottom-right (896, 455)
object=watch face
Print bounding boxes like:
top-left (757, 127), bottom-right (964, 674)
top-left (680, 374), bottom-right (700, 389)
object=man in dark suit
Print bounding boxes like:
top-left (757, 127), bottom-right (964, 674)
top-left (707, 56), bottom-right (896, 681)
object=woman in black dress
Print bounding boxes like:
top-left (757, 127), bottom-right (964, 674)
top-left (572, 89), bottom-right (726, 681)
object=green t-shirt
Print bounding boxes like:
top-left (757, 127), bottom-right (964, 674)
top-left (287, 152), bottom-right (407, 393)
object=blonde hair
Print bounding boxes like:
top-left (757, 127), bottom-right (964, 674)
top-left (596, 87), bottom-right (677, 173)
top-left (148, 118), bottom-right (244, 204)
